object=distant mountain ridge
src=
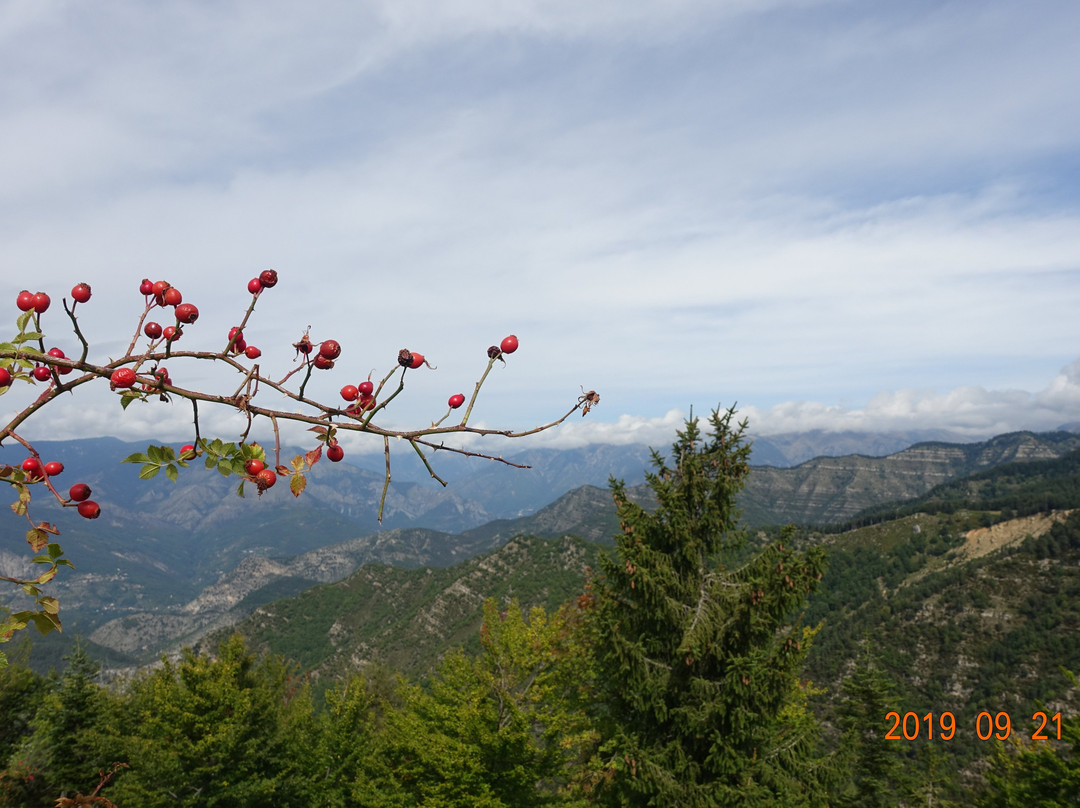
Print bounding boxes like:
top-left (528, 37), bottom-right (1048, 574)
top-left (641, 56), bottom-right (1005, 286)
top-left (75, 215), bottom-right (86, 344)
top-left (8, 429), bottom-right (1080, 670)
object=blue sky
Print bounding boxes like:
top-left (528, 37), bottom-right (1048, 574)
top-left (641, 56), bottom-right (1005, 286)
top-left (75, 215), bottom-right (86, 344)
top-left (2, 0), bottom-right (1079, 454)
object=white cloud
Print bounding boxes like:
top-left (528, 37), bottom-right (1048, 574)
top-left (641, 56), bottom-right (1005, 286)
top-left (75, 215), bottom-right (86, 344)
top-left (2, 0), bottom-right (1080, 457)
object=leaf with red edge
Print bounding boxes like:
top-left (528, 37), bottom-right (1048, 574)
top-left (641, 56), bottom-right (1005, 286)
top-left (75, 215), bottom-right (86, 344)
top-left (308, 426), bottom-right (328, 435)
top-left (305, 446), bottom-right (322, 467)
top-left (26, 527), bottom-right (48, 552)
top-left (290, 473), bottom-right (306, 497)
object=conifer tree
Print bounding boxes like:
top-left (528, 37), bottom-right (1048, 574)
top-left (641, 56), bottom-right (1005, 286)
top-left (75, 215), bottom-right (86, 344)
top-left (835, 642), bottom-right (906, 808)
top-left (586, 406), bottom-right (831, 807)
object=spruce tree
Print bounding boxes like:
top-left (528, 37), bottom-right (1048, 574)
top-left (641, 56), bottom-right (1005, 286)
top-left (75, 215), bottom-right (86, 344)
top-left (586, 407), bottom-right (830, 807)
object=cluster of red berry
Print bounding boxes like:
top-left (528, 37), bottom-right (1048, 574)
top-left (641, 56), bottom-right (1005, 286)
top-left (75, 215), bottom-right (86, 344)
top-left (4, 272), bottom-right (533, 531)
top-left (17, 456), bottom-right (98, 520)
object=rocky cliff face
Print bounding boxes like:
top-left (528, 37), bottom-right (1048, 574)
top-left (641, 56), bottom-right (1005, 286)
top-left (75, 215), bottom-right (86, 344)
top-left (740, 431), bottom-right (1080, 525)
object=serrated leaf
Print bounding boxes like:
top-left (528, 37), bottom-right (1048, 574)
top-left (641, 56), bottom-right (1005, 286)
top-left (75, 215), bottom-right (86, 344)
top-left (123, 452), bottom-right (151, 464)
top-left (14, 331), bottom-right (43, 344)
top-left (16, 310), bottom-right (33, 331)
top-left (25, 527), bottom-right (48, 552)
top-left (308, 426), bottom-right (328, 436)
top-left (47, 543), bottom-right (63, 558)
top-left (217, 462), bottom-right (232, 477)
top-left (147, 445), bottom-right (165, 463)
top-left (165, 464), bottom-right (178, 483)
top-left (305, 446), bottom-right (322, 467)
top-left (290, 473), bottom-right (306, 497)
top-left (11, 501), bottom-right (27, 517)
top-left (205, 454), bottom-right (216, 470)
top-left (290, 454), bottom-right (304, 471)
top-left (237, 480), bottom-right (246, 498)
top-left (138, 464), bottom-right (161, 480)
top-left (210, 438), bottom-right (225, 453)
top-left (120, 391), bottom-right (144, 410)
top-left (39, 597), bottom-right (59, 615)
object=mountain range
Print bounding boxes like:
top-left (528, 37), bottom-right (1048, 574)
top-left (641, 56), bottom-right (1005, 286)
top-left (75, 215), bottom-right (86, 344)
top-left (4, 427), bottom-right (1080, 671)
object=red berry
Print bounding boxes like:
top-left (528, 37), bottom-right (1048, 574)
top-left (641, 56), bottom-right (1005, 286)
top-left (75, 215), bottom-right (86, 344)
top-left (357, 393), bottom-right (376, 412)
top-left (69, 482), bottom-right (92, 501)
top-left (327, 444), bottom-right (344, 462)
top-left (144, 322), bottom-right (163, 339)
top-left (163, 287), bottom-right (183, 307)
top-left (32, 292), bottom-right (50, 314)
top-left (500, 334), bottom-right (519, 354)
top-left (44, 461), bottom-right (64, 476)
top-left (175, 303), bottom-right (198, 324)
top-left (313, 354), bottom-right (334, 370)
top-left (77, 500), bottom-right (101, 519)
top-left (448, 393), bottom-right (465, 409)
top-left (111, 367), bottom-right (137, 388)
top-left (319, 340), bottom-right (341, 360)
top-left (248, 278), bottom-right (262, 294)
top-left (151, 280), bottom-right (170, 304)
top-left (32, 365), bottom-right (52, 382)
top-left (0, 367), bottom-right (11, 387)
top-left (16, 290), bottom-right (35, 311)
top-left (255, 467), bottom-right (277, 490)
top-left (22, 457), bottom-right (41, 474)
top-left (259, 269), bottom-right (278, 288)
top-left (244, 458), bottom-right (265, 476)
top-left (408, 352), bottom-right (425, 369)
top-left (71, 283), bottom-right (92, 303)
top-left (244, 345), bottom-right (262, 359)
top-left (139, 278), bottom-right (154, 295)
top-left (179, 444), bottom-right (196, 460)
top-left (358, 380), bottom-right (374, 395)
top-left (340, 384), bottom-right (359, 402)
top-left (232, 337), bottom-right (247, 353)
top-left (163, 325), bottom-right (181, 341)
top-left (47, 347), bottom-right (71, 374)
top-left (154, 367), bottom-right (171, 385)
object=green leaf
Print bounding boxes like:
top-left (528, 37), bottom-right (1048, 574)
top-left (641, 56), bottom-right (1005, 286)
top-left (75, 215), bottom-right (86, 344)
top-left (123, 452), bottom-right (151, 464)
top-left (165, 464), bottom-right (178, 483)
top-left (147, 445), bottom-right (166, 463)
top-left (217, 462), bottom-right (232, 477)
top-left (16, 310), bottom-right (32, 331)
top-left (29, 612), bottom-right (59, 636)
top-left (237, 480), bottom-right (246, 499)
top-left (139, 464), bottom-right (161, 480)
top-left (39, 596), bottom-right (59, 615)
top-left (290, 473), bottom-right (306, 497)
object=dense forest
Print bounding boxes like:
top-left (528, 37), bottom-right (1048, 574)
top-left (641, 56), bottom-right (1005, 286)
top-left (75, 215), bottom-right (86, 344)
top-left (2, 414), bottom-right (1078, 806)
